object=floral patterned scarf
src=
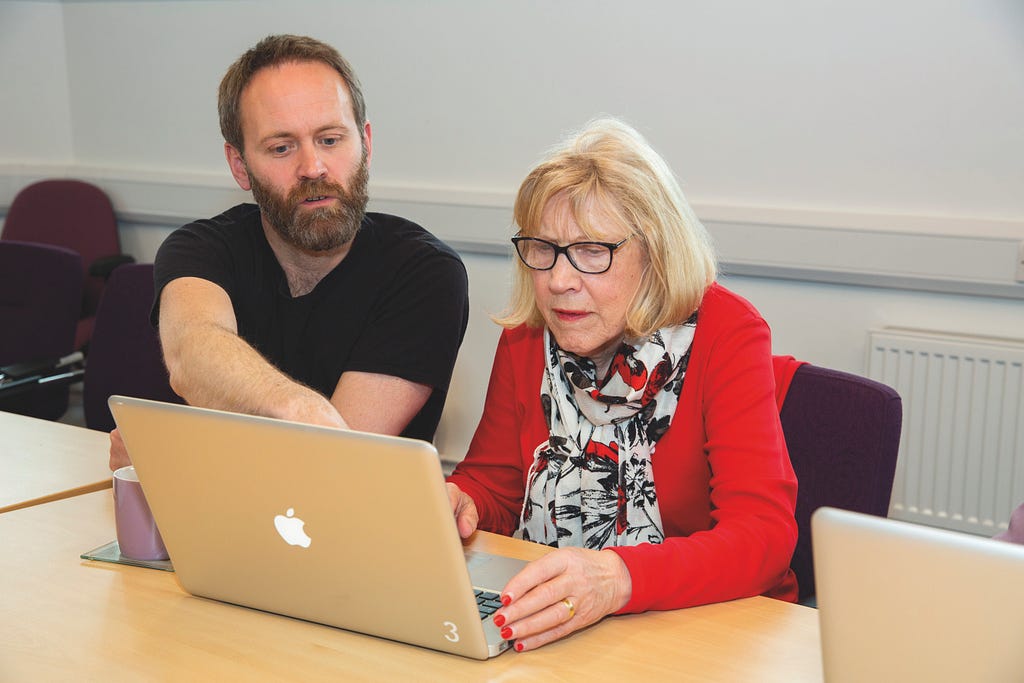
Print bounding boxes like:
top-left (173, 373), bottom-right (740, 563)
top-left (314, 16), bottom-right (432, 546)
top-left (517, 316), bottom-right (697, 548)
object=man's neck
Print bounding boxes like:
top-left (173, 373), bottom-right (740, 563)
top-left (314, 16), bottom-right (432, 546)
top-left (261, 220), bottom-right (353, 297)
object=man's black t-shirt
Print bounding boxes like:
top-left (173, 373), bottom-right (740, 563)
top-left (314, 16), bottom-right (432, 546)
top-left (153, 203), bottom-right (469, 441)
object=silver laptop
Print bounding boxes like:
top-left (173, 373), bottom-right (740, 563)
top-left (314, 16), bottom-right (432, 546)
top-left (108, 395), bottom-right (527, 659)
top-left (812, 506), bottom-right (1024, 682)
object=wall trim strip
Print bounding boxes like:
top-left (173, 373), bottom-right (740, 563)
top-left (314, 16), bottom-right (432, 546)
top-left (3, 164), bottom-right (1022, 300)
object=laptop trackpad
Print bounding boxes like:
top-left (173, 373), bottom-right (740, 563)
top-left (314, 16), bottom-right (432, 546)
top-left (465, 550), bottom-right (528, 592)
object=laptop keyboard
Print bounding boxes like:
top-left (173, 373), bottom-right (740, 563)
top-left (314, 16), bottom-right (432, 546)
top-left (474, 589), bottom-right (503, 620)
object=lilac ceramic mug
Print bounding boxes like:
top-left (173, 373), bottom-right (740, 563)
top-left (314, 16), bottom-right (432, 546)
top-left (113, 466), bottom-right (169, 561)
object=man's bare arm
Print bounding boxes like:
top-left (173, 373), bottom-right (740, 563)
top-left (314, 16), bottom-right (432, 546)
top-left (159, 277), bottom-right (346, 428)
top-left (331, 371), bottom-right (433, 435)
top-left (110, 278), bottom-right (437, 471)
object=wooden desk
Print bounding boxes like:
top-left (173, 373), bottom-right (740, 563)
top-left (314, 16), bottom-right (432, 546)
top-left (0, 411), bottom-right (111, 513)
top-left (0, 491), bottom-right (822, 681)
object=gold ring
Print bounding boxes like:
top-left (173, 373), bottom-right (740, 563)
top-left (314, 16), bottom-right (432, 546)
top-left (562, 597), bottom-right (575, 620)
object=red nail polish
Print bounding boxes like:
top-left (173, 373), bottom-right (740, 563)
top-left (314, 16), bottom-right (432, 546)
top-left (515, 642), bottom-right (524, 652)
top-left (500, 627), bottom-right (513, 640)
top-left (493, 614), bottom-right (505, 627)
top-left (501, 594), bottom-right (511, 606)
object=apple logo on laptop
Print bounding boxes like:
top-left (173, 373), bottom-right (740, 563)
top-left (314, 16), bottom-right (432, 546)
top-left (273, 508), bottom-right (312, 548)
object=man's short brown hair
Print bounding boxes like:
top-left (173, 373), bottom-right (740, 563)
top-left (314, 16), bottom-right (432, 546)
top-left (218, 34), bottom-right (367, 154)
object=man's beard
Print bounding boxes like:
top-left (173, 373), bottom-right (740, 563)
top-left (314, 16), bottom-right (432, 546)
top-left (248, 157), bottom-right (369, 252)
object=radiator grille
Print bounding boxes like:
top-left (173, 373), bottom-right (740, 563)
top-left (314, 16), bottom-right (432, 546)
top-left (866, 328), bottom-right (1024, 536)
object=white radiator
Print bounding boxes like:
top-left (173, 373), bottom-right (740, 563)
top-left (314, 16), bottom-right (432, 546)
top-left (866, 327), bottom-right (1024, 537)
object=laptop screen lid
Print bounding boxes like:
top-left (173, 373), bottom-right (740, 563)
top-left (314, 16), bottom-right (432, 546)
top-left (812, 506), bottom-right (1024, 682)
top-left (108, 395), bottom-right (524, 659)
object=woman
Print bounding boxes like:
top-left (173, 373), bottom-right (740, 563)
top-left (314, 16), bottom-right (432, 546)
top-left (447, 118), bottom-right (798, 652)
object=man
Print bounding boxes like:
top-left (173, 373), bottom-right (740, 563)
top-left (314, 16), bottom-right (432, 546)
top-left (109, 34), bottom-right (468, 468)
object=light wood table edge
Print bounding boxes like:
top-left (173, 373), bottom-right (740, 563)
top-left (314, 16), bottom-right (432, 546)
top-left (0, 478), bottom-right (111, 514)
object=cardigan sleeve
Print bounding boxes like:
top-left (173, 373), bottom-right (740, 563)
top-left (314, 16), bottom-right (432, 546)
top-left (609, 312), bottom-right (799, 612)
top-left (772, 354), bottom-right (805, 409)
top-left (446, 331), bottom-right (528, 536)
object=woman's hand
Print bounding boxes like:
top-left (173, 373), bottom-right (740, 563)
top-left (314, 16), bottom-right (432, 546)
top-left (492, 547), bottom-right (632, 651)
top-left (446, 482), bottom-right (479, 539)
top-left (109, 428), bottom-right (131, 471)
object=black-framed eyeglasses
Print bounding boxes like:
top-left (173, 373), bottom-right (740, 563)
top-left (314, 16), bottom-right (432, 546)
top-left (511, 235), bottom-right (630, 274)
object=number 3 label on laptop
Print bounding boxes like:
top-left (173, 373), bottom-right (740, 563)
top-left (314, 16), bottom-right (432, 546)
top-left (443, 621), bottom-right (460, 643)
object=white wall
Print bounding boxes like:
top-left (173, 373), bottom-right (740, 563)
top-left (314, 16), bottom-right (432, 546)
top-left (4, 1), bottom-right (1022, 218)
top-left (34, 1), bottom-right (1024, 218)
top-left (2, 0), bottom-right (1023, 464)
top-left (0, 2), bottom-right (73, 165)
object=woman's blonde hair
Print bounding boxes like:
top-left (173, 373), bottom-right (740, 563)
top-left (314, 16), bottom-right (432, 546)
top-left (497, 117), bottom-right (717, 338)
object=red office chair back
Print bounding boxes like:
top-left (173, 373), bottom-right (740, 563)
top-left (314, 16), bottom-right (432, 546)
top-left (775, 358), bottom-right (902, 603)
top-left (0, 241), bottom-right (83, 419)
top-left (83, 263), bottom-right (183, 433)
top-left (2, 179), bottom-right (125, 349)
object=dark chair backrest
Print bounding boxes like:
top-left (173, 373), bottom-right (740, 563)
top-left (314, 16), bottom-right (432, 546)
top-left (83, 263), bottom-right (183, 433)
top-left (778, 361), bottom-right (902, 602)
top-left (1, 179), bottom-right (125, 349)
top-left (0, 241), bottom-right (83, 420)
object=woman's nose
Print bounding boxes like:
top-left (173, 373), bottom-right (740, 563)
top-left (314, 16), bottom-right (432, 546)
top-left (546, 252), bottom-right (581, 292)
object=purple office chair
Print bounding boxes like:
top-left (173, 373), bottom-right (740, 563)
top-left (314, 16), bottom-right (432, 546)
top-left (83, 263), bottom-right (183, 433)
top-left (1, 179), bottom-right (133, 350)
top-left (776, 358), bottom-right (902, 604)
top-left (0, 241), bottom-right (84, 420)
